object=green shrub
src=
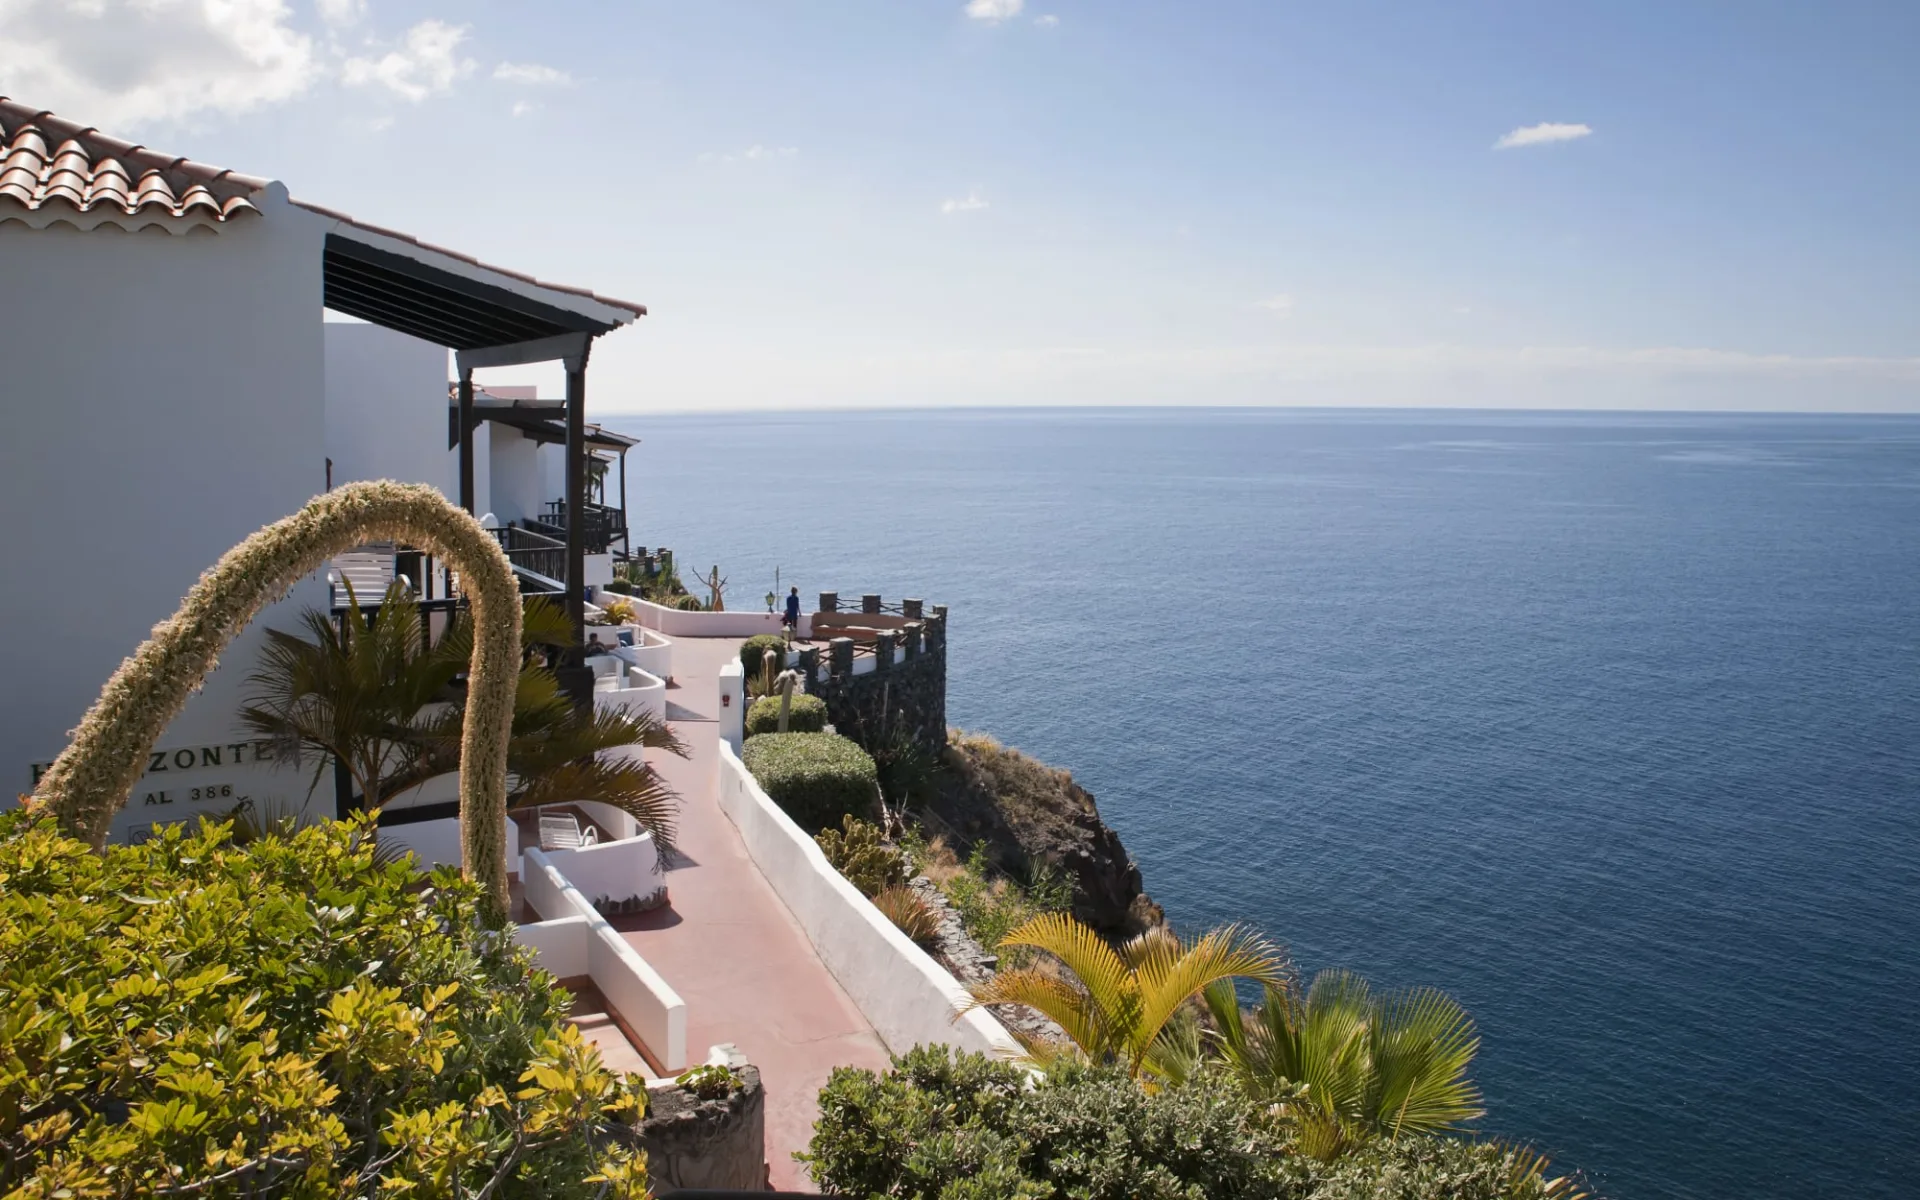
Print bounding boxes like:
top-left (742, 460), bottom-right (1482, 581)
top-left (747, 692), bottom-right (828, 735)
top-left (814, 814), bottom-right (906, 896)
top-left (802, 1045), bottom-right (1288, 1200)
top-left (671, 593), bottom-right (706, 611)
top-left (743, 732), bottom-right (878, 830)
top-left (739, 634), bottom-right (788, 690)
top-left (0, 813), bottom-right (649, 1199)
top-left (1298, 1137), bottom-right (1588, 1200)
top-left (802, 1046), bottom-right (1584, 1200)
top-left (673, 1064), bottom-right (741, 1101)
top-left (936, 843), bottom-right (1073, 969)
top-left (602, 578), bottom-right (638, 595)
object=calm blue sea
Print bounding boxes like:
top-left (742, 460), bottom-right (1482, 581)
top-left (617, 408), bottom-right (1920, 1200)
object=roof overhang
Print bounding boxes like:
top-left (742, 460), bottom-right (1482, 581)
top-left (311, 209), bottom-right (645, 351)
top-left (450, 397), bottom-right (638, 452)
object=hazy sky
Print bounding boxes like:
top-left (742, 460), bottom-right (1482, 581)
top-left (6, 1), bottom-right (1918, 412)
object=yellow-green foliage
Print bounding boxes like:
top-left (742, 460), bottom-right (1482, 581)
top-left (815, 815), bottom-right (907, 897)
top-left (27, 481), bottom-right (522, 921)
top-left (0, 812), bottom-right (648, 1199)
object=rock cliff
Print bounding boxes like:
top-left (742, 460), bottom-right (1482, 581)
top-left (919, 730), bottom-right (1164, 941)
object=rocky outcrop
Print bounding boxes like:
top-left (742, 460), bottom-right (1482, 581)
top-left (921, 730), bottom-right (1163, 941)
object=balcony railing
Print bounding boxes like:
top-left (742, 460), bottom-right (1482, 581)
top-left (489, 524), bottom-right (567, 583)
top-left (535, 498), bottom-right (623, 555)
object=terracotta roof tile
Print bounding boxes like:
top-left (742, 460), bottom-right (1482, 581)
top-left (0, 95), bottom-right (646, 321)
top-left (0, 96), bottom-right (267, 231)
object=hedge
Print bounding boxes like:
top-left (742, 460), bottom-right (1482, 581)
top-left (746, 692), bottom-right (828, 736)
top-left (739, 633), bottom-right (788, 686)
top-left (0, 812), bottom-right (650, 1199)
top-left (742, 732), bottom-right (878, 830)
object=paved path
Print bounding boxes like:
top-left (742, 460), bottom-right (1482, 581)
top-left (615, 635), bottom-right (890, 1190)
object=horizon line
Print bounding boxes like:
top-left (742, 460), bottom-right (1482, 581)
top-left (580, 400), bottom-right (1920, 419)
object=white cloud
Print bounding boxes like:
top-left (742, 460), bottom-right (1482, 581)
top-left (964, 0), bottom-right (1024, 24)
top-left (342, 19), bottom-right (475, 102)
top-left (1494, 122), bottom-right (1593, 150)
top-left (1034, 14), bottom-right (1060, 27)
top-left (493, 61), bottom-right (572, 86)
top-left (367, 113), bottom-right (394, 133)
top-left (699, 144), bottom-right (799, 164)
top-left (1256, 294), bottom-right (1295, 316)
top-left (941, 188), bottom-right (990, 214)
top-left (315, 0), bottom-right (365, 28)
top-left (0, 0), bottom-right (321, 127)
top-left (510, 100), bottom-right (535, 118)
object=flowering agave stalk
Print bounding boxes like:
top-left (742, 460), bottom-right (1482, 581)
top-left (28, 481), bottom-right (524, 921)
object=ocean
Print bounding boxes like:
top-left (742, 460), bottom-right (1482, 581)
top-left (617, 407), bottom-right (1920, 1200)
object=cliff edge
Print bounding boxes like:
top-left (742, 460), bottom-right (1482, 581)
top-left (918, 730), bottom-right (1164, 941)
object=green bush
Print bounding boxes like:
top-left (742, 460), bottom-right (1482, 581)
top-left (1298, 1137), bottom-right (1587, 1200)
top-left (802, 1046), bottom-right (1585, 1200)
top-left (739, 633), bottom-right (788, 689)
top-left (742, 732), bottom-right (878, 830)
top-left (602, 578), bottom-right (638, 595)
top-left (0, 813), bottom-right (649, 1199)
top-left (746, 692), bottom-right (828, 736)
top-left (802, 1046), bottom-right (1287, 1200)
top-left (814, 814), bottom-right (906, 896)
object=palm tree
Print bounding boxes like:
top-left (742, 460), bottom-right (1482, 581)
top-left (393, 658), bottom-right (689, 856)
top-left (962, 912), bottom-right (1288, 1081)
top-left (244, 591), bottom-right (689, 854)
top-left (239, 580), bottom-right (460, 810)
top-left (1204, 969), bottom-right (1484, 1160)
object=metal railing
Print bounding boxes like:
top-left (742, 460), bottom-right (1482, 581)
top-left (537, 498), bottom-right (623, 554)
top-left (489, 524), bottom-right (567, 582)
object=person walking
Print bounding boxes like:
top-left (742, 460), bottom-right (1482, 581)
top-left (783, 585), bottom-right (802, 640)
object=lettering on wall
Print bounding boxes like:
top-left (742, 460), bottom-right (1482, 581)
top-left (28, 740), bottom-right (278, 788)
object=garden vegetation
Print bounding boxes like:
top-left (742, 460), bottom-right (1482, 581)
top-left (804, 1046), bottom-right (1586, 1200)
top-left (742, 732), bottom-right (879, 831)
top-left (0, 813), bottom-right (649, 1198)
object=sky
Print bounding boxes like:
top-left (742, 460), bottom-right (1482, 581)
top-left (4, 0), bottom-right (1918, 413)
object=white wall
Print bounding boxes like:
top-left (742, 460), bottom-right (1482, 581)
top-left (486, 423), bottom-right (544, 527)
top-left (524, 847), bottom-right (688, 1069)
top-left (0, 192), bottom-right (334, 839)
top-left (594, 663), bottom-right (668, 727)
top-left (539, 829), bottom-right (662, 901)
top-left (715, 740), bottom-right (1021, 1060)
top-left (618, 594), bottom-right (803, 639)
top-left (376, 814), bottom-right (519, 875)
top-left (323, 322), bottom-right (450, 495)
top-left (719, 662), bottom-right (744, 754)
top-left (514, 914), bottom-right (591, 979)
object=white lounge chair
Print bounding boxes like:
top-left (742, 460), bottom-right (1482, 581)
top-left (538, 812), bottom-right (599, 851)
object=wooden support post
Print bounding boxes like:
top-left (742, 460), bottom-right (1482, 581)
top-left (457, 368), bottom-right (476, 513)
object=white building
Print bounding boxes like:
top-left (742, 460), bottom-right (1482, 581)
top-left (0, 97), bottom-right (645, 842)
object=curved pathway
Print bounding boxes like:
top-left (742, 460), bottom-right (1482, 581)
top-left (613, 634), bottom-right (890, 1190)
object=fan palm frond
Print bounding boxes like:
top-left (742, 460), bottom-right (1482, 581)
top-left (1207, 967), bottom-right (1486, 1159)
top-left (965, 911), bottom-right (1287, 1080)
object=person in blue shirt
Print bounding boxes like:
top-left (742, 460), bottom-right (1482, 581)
top-left (783, 586), bottom-right (801, 636)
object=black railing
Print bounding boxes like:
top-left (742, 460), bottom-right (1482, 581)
top-left (489, 524), bottom-right (567, 581)
top-left (538, 498), bottom-right (623, 554)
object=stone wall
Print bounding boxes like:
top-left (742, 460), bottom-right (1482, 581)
top-left (628, 1065), bottom-right (766, 1193)
top-left (799, 594), bottom-right (948, 756)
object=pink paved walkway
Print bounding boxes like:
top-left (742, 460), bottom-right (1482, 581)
top-left (614, 635), bottom-right (889, 1190)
